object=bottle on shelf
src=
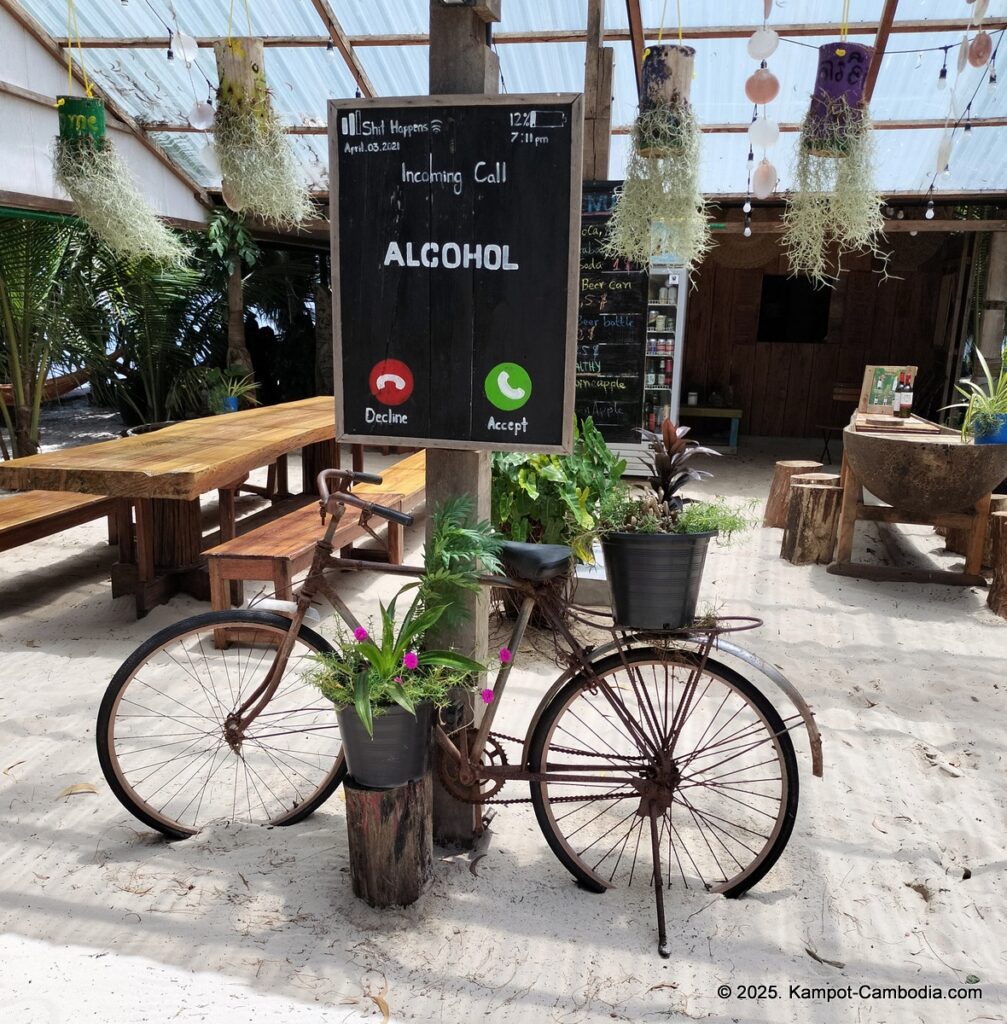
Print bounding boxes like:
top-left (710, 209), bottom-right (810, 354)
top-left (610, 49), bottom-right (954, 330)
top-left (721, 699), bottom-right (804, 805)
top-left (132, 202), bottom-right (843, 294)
top-left (664, 358), bottom-right (673, 382)
top-left (892, 372), bottom-right (904, 416)
top-left (900, 373), bottom-right (914, 418)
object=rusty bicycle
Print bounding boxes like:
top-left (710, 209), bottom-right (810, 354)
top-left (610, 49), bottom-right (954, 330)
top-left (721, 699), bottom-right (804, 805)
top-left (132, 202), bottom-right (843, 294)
top-left (97, 467), bottom-right (822, 956)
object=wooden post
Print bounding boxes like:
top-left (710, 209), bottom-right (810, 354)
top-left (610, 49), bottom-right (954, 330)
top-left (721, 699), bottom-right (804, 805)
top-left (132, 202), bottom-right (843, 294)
top-left (344, 775), bottom-right (433, 908)
top-left (582, 0), bottom-right (613, 180)
top-left (965, 493), bottom-right (993, 577)
top-left (978, 232), bottom-right (1007, 381)
top-left (426, 0), bottom-right (502, 849)
top-left (941, 494), bottom-right (1007, 566)
top-left (763, 460), bottom-right (823, 528)
top-left (987, 511), bottom-right (1007, 618)
top-left (781, 482), bottom-right (843, 565)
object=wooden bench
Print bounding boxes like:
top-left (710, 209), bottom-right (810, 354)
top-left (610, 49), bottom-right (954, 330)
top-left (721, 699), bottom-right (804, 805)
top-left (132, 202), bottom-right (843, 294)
top-left (205, 451), bottom-right (427, 611)
top-left (0, 490), bottom-right (117, 553)
top-left (679, 407), bottom-right (743, 453)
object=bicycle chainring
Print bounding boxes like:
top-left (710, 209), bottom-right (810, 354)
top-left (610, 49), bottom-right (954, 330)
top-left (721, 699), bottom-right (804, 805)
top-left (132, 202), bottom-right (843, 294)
top-left (436, 731), bottom-right (509, 803)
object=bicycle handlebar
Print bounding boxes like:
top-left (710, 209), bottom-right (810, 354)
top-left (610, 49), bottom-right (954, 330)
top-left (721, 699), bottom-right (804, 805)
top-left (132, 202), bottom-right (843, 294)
top-left (316, 467), bottom-right (383, 502)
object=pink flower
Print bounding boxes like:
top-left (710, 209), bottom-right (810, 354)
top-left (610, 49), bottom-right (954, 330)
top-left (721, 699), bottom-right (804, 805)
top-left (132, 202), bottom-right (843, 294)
top-left (480, 688), bottom-right (495, 704)
top-left (402, 651), bottom-right (419, 670)
top-left (394, 676), bottom-right (403, 685)
top-left (353, 627), bottom-right (368, 642)
top-left (499, 647), bottom-right (513, 664)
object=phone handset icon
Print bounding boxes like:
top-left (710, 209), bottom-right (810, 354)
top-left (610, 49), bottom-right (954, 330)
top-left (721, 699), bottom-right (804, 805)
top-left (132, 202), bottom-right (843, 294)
top-left (485, 362), bottom-right (532, 411)
top-left (496, 370), bottom-right (526, 402)
top-left (376, 373), bottom-right (408, 392)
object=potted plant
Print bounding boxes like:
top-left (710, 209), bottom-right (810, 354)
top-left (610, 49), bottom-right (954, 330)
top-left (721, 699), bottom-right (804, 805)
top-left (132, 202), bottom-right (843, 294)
top-left (946, 349), bottom-right (1007, 444)
top-left (214, 368), bottom-right (260, 413)
top-left (309, 498), bottom-right (503, 789)
top-left (596, 421), bottom-right (749, 631)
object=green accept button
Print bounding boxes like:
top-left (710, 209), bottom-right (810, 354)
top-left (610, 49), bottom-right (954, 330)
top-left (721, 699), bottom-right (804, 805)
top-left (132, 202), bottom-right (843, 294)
top-left (484, 362), bottom-right (532, 411)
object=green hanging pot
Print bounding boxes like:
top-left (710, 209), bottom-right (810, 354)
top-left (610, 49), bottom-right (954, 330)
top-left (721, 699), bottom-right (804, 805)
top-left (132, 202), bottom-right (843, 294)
top-left (56, 95), bottom-right (106, 145)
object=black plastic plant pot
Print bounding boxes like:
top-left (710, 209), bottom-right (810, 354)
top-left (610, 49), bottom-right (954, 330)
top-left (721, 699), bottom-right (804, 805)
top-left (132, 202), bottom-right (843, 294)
top-left (601, 530), bottom-right (716, 631)
top-left (336, 701), bottom-right (433, 790)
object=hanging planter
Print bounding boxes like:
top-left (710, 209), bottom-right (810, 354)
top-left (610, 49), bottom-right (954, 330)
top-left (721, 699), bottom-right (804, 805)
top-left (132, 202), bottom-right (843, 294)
top-left (782, 42), bottom-right (887, 287)
top-left (212, 38), bottom-right (311, 227)
top-left (53, 96), bottom-right (189, 264)
top-left (604, 45), bottom-right (711, 274)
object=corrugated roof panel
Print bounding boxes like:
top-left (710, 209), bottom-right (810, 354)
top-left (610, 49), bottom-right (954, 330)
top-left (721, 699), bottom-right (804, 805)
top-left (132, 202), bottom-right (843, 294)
top-left (638, 0), bottom-right (884, 29)
top-left (355, 45), bottom-right (429, 96)
top-left (895, 0), bottom-right (1007, 23)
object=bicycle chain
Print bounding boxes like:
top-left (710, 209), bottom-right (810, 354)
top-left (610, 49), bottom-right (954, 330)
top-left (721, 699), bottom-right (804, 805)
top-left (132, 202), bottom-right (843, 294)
top-left (471, 732), bottom-right (645, 807)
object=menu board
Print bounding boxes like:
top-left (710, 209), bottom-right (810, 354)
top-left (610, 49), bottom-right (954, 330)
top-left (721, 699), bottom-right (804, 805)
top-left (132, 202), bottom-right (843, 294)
top-left (329, 94), bottom-right (582, 453)
top-left (575, 182), bottom-right (648, 443)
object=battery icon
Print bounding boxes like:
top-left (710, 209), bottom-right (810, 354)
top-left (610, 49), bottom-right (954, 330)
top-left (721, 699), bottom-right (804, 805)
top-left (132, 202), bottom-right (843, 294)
top-left (341, 111), bottom-right (362, 136)
top-left (529, 110), bottom-right (567, 129)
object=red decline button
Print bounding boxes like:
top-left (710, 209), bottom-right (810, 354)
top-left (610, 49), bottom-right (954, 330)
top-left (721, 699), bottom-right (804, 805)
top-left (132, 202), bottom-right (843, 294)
top-left (368, 359), bottom-right (414, 406)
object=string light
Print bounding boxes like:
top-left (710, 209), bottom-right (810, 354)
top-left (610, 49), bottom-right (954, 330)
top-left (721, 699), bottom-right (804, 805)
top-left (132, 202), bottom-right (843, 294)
top-left (937, 46), bottom-right (949, 89)
top-left (743, 199), bottom-right (752, 213)
top-left (747, 145), bottom-right (754, 164)
top-left (963, 104), bottom-right (973, 137)
top-left (925, 189), bottom-right (935, 219)
top-left (743, 211), bottom-right (752, 238)
top-left (166, 34), bottom-right (174, 62)
top-left (326, 38), bottom-right (335, 54)
top-left (990, 56), bottom-right (998, 89)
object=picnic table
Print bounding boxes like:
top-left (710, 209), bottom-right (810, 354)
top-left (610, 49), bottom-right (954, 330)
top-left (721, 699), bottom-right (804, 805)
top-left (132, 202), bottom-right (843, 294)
top-left (0, 397), bottom-right (342, 616)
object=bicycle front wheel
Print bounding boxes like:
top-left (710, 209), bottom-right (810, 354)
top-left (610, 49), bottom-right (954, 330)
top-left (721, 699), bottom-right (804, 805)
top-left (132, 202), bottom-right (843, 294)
top-left (528, 649), bottom-right (798, 897)
top-left (97, 611), bottom-right (345, 839)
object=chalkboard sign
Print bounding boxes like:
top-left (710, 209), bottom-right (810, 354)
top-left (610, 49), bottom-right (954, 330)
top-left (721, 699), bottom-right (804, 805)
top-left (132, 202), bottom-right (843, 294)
top-left (575, 182), bottom-right (648, 443)
top-left (329, 94), bottom-right (583, 452)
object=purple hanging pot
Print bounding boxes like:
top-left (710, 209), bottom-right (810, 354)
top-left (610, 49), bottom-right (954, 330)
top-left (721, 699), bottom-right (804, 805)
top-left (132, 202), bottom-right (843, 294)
top-left (637, 44), bottom-right (695, 157)
top-left (804, 42), bottom-right (875, 156)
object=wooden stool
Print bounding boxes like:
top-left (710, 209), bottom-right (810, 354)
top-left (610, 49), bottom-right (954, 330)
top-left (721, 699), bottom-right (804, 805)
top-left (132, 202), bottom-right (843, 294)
top-left (781, 479), bottom-right (843, 565)
top-left (763, 460), bottom-right (824, 528)
top-left (987, 512), bottom-right (1007, 619)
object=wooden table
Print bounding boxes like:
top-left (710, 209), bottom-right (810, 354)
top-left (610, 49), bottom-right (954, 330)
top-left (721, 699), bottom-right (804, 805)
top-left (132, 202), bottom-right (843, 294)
top-left (0, 397), bottom-right (342, 615)
top-left (679, 406), bottom-right (743, 453)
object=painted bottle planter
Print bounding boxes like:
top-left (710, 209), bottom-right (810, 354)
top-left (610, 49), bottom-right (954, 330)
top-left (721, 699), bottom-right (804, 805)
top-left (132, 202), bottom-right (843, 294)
top-left (637, 44), bottom-right (696, 158)
top-left (803, 42), bottom-right (875, 156)
top-left (57, 96), bottom-right (106, 145)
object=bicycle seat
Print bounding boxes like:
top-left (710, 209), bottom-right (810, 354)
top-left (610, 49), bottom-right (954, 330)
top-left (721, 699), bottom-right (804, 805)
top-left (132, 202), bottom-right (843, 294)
top-left (500, 541), bottom-right (572, 582)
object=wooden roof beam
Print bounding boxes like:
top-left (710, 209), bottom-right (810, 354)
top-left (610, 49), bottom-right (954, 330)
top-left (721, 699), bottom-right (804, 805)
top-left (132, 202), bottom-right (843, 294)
top-left (625, 0), bottom-right (644, 97)
top-left (53, 19), bottom-right (1007, 49)
top-left (137, 115), bottom-right (1007, 134)
top-left (0, 0), bottom-right (209, 207)
top-left (864, 0), bottom-right (899, 104)
top-left (308, 0), bottom-right (376, 97)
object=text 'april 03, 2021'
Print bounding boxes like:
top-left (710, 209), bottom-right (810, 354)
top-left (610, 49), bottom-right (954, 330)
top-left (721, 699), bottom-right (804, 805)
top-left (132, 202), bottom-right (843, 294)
top-left (330, 95), bottom-right (582, 452)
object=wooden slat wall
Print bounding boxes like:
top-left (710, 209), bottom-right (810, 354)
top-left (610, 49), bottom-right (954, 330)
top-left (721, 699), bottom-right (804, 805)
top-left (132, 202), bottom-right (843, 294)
top-left (683, 238), bottom-right (955, 436)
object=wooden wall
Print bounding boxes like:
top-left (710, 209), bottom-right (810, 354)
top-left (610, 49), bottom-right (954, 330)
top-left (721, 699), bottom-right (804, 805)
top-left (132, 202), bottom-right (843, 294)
top-left (684, 234), bottom-right (959, 436)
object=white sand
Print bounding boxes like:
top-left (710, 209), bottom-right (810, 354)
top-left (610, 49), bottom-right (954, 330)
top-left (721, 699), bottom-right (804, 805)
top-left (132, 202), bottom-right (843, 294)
top-left (1, 404), bottom-right (1005, 1022)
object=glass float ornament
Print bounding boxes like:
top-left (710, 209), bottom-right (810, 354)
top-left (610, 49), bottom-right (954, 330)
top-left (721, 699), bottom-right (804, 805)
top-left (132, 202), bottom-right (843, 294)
top-left (745, 65), bottom-right (780, 104)
top-left (749, 116), bottom-right (780, 148)
top-left (747, 28), bottom-right (779, 60)
top-left (170, 32), bottom-right (199, 66)
top-left (969, 32), bottom-right (993, 68)
top-left (752, 158), bottom-right (777, 199)
top-left (187, 101), bottom-right (214, 130)
top-left (803, 42), bottom-right (875, 155)
top-left (637, 44), bottom-right (697, 157)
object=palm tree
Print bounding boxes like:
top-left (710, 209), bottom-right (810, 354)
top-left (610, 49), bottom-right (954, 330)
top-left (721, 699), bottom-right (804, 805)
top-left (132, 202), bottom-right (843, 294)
top-left (0, 218), bottom-right (90, 458)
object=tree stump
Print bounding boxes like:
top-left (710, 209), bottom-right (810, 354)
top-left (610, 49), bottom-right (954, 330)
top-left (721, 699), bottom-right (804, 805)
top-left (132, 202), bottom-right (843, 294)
top-left (987, 512), bottom-right (1007, 619)
top-left (763, 460), bottom-right (823, 528)
top-left (942, 494), bottom-right (1007, 566)
top-left (790, 472), bottom-right (841, 488)
top-left (781, 482), bottom-right (843, 565)
top-left (344, 774), bottom-right (433, 908)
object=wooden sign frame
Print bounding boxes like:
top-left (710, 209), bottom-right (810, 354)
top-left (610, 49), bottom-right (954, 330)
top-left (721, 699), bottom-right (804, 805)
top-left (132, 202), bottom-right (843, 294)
top-left (858, 364), bottom-right (919, 413)
top-left (329, 93), bottom-right (583, 453)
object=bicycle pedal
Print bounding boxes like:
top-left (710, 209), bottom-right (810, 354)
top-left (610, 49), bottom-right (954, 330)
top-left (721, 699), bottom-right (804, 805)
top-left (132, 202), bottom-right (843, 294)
top-left (256, 599), bottom-right (322, 625)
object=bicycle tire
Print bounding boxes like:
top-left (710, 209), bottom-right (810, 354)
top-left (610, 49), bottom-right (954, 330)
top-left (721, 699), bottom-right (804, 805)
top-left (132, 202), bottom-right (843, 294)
top-left (97, 610), bottom-right (345, 839)
top-left (528, 648), bottom-right (799, 897)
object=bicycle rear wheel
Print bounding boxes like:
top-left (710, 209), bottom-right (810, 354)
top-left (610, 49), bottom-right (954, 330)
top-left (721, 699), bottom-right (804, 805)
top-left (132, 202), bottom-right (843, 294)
top-left (97, 611), bottom-right (344, 839)
top-left (528, 648), bottom-right (798, 897)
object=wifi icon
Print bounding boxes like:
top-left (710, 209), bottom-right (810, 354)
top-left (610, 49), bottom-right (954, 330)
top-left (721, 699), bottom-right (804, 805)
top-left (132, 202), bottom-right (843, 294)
top-left (430, 118), bottom-right (443, 134)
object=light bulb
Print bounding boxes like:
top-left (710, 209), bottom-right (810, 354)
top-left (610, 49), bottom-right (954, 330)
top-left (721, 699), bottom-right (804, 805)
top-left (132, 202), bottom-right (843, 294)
top-left (746, 28), bottom-right (779, 60)
top-left (743, 224), bottom-right (752, 238)
top-left (936, 133), bottom-right (953, 176)
top-left (925, 200), bottom-right (935, 220)
top-left (896, 209), bottom-right (905, 219)
top-left (989, 65), bottom-right (998, 89)
top-left (747, 146), bottom-right (754, 164)
top-left (326, 39), bottom-right (335, 55)
top-left (188, 100), bottom-right (214, 130)
top-left (910, 229), bottom-right (918, 237)
top-left (170, 32), bottom-right (199, 66)
top-left (743, 200), bottom-right (752, 213)
top-left (937, 66), bottom-right (948, 89)
top-left (749, 116), bottom-right (780, 149)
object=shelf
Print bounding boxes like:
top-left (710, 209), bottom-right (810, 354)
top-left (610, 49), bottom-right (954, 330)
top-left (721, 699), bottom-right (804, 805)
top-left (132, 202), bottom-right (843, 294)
top-left (646, 330), bottom-right (675, 335)
top-left (647, 303), bottom-right (678, 308)
top-left (645, 386), bottom-right (673, 391)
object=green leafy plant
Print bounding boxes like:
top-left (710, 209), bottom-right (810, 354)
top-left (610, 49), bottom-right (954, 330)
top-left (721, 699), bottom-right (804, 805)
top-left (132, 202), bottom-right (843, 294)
top-left (492, 418), bottom-right (626, 561)
top-left (310, 496), bottom-right (502, 734)
top-left (943, 348), bottom-right (1007, 439)
top-left (783, 105), bottom-right (887, 287)
top-left (166, 365), bottom-right (260, 418)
